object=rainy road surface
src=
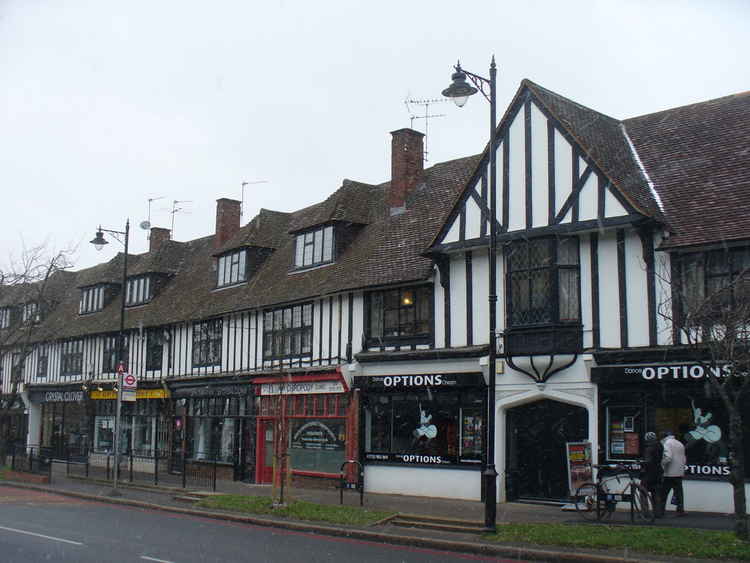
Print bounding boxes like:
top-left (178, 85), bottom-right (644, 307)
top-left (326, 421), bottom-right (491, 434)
top-left (0, 485), bottom-right (530, 563)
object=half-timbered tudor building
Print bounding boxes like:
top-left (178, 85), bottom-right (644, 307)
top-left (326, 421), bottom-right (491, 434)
top-left (421, 81), bottom-right (750, 511)
top-left (1, 80), bottom-right (748, 513)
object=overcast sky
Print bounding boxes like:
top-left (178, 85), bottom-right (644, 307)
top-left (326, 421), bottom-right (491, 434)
top-left (1, 0), bottom-right (747, 273)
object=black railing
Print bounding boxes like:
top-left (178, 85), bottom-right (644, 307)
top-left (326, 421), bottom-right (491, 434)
top-left (3, 444), bottom-right (250, 493)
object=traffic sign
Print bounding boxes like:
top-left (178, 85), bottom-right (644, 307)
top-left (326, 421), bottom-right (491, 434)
top-left (121, 372), bottom-right (137, 402)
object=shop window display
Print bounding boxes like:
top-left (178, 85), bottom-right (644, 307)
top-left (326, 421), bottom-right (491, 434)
top-left (364, 389), bottom-right (485, 465)
top-left (602, 390), bottom-right (749, 479)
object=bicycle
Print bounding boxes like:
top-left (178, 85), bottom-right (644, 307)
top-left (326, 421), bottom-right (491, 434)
top-left (574, 463), bottom-right (655, 523)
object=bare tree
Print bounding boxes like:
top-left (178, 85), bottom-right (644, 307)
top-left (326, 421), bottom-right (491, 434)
top-left (0, 243), bottom-right (74, 457)
top-left (659, 253), bottom-right (750, 540)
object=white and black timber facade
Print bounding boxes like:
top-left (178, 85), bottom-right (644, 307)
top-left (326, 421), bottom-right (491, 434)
top-left (1, 81), bottom-right (749, 513)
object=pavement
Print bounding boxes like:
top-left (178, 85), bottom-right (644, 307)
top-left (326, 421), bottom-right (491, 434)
top-left (0, 464), bottom-right (739, 563)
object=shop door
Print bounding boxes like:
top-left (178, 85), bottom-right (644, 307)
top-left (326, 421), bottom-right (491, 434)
top-left (505, 400), bottom-right (588, 502)
top-left (256, 420), bottom-right (275, 484)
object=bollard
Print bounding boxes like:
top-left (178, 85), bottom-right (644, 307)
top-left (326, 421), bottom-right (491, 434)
top-left (106, 454), bottom-right (111, 480)
top-left (129, 451), bottom-right (134, 483)
top-left (181, 454), bottom-right (187, 489)
top-left (212, 449), bottom-right (218, 492)
top-left (154, 449), bottom-right (159, 486)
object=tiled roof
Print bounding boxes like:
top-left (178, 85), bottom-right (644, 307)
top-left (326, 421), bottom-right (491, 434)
top-left (287, 179), bottom-right (378, 233)
top-left (214, 209), bottom-right (292, 255)
top-left (28, 153), bottom-right (479, 340)
top-left (624, 91), bottom-right (750, 249)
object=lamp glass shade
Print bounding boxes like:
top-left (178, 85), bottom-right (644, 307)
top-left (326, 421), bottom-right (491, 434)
top-left (90, 230), bottom-right (108, 251)
top-left (442, 70), bottom-right (478, 107)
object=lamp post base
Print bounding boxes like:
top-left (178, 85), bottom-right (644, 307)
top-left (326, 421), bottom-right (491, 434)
top-left (107, 488), bottom-right (122, 497)
top-left (483, 465), bottom-right (498, 532)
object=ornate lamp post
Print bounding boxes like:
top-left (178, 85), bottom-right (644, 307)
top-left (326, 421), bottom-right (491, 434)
top-left (90, 220), bottom-right (130, 496)
top-left (442, 57), bottom-right (498, 531)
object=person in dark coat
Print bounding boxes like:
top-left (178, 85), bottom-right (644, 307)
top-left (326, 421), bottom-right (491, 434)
top-left (642, 431), bottom-right (664, 517)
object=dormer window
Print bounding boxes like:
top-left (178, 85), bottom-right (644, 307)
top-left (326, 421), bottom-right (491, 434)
top-left (126, 275), bottom-right (152, 307)
top-left (293, 225), bottom-right (334, 269)
top-left (217, 249), bottom-right (247, 288)
top-left (22, 302), bottom-right (40, 324)
top-left (0, 307), bottom-right (10, 329)
top-left (80, 285), bottom-right (105, 314)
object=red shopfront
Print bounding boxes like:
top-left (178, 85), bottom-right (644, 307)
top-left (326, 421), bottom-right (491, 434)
top-left (254, 372), bottom-right (356, 485)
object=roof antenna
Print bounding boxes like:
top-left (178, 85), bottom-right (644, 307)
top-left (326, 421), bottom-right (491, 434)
top-left (140, 196), bottom-right (165, 238)
top-left (170, 199), bottom-right (192, 238)
top-left (404, 97), bottom-right (446, 163)
top-left (241, 180), bottom-right (268, 219)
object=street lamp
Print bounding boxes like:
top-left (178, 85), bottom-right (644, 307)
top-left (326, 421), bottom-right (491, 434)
top-left (442, 57), bottom-right (498, 531)
top-left (90, 220), bottom-right (130, 496)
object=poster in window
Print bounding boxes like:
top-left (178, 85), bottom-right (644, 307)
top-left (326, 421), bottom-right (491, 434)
top-left (289, 418), bottom-right (346, 474)
top-left (624, 433), bottom-right (640, 455)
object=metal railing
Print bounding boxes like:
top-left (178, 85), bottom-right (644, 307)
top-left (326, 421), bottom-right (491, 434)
top-left (2, 444), bottom-right (251, 492)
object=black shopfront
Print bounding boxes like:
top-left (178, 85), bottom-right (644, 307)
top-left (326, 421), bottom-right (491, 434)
top-left (170, 379), bottom-right (255, 482)
top-left (357, 373), bottom-right (487, 467)
top-left (592, 362), bottom-right (750, 480)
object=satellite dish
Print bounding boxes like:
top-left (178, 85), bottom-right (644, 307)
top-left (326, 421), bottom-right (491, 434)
top-left (139, 220), bottom-right (151, 230)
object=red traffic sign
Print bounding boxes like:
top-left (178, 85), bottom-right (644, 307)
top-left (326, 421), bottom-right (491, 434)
top-left (123, 373), bottom-right (137, 388)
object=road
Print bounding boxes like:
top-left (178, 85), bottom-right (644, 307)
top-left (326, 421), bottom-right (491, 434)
top-left (0, 486), bottom-right (523, 563)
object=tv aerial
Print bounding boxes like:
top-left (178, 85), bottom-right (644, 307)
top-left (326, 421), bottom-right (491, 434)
top-left (140, 196), bottom-right (165, 233)
top-left (404, 97), bottom-right (446, 163)
top-left (170, 199), bottom-right (192, 238)
top-left (241, 180), bottom-right (268, 219)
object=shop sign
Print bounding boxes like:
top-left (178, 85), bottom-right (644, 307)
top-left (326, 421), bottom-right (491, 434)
top-left (171, 384), bottom-right (249, 399)
top-left (90, 388), bottom-right (169, 400)
top-left (260, 380), bottom-right (344, 396)
top-left (364, 453), bottom-right (453, 465)
top-left (359, 372), bottom-right (485, 390)
top-left (34, 390), bottom-right (85, 403)
top-left (591, 363), bottom-right (736, 384)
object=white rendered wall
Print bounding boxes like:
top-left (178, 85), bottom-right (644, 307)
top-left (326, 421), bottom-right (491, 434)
top-left (449, 256), bottom-right (467, 347)
top-left (530, 103), bottom-right (549, 228)
top-left (682, 480), bottom-right (750, 514)
top-left (625, 230), bottom-right (649, 347)
top-left (597, 233), bottom-right (620, 348)
top-left (365, 465), bottom-right (482, 500)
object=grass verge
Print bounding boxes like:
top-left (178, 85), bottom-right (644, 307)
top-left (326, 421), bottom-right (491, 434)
top-left (487, 522), bottom-right (750, 560)
top-left (196, 494), bottom-right (393, 527)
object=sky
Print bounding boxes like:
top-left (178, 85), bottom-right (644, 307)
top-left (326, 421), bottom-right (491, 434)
top-left (1, 0), bottom-right (747, 273)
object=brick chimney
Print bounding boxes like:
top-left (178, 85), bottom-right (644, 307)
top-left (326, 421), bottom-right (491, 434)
top-left (389, 128), bottom-right (424, 215)
top-left (149, 227), bottom-right (171, 253)
top-left (215, 198), bottom-right (241, 248)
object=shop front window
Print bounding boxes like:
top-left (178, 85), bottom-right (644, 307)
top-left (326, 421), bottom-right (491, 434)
top-left (601, 388), bottom-right (750, 480)
top-left (364, 388), bottom-right (485, 465)
top-left (187, 418), bottom-right (237, 462)
top-left (288, 418), bottom-right (346, 474)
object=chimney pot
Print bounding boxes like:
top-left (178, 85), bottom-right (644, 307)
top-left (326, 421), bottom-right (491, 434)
top-left (215, 198), bottom-right (242, 248)
top-left (389, 128), bottom-right (424, 214)
top-left (149, 227), bottom-right (171, 253)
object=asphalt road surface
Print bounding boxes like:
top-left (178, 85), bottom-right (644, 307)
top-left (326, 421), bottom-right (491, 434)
top-left (0, 486), bottom-right (524, 563)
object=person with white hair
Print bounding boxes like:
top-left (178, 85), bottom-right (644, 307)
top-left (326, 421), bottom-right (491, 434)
top-left (660, 430), bottom-right (687, 516)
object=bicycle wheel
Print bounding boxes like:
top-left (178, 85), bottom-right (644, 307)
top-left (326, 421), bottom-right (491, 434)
top-left (632, 484), bottom-right (655, 523)
top-left (575, 482), bottom-right (604, 521)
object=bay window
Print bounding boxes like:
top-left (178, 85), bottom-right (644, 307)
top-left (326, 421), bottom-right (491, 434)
top-left (365, 286), bottom-right (433, 346)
